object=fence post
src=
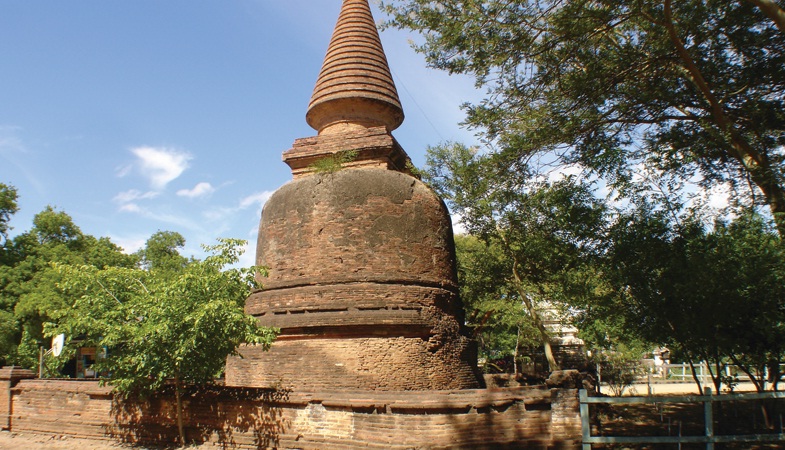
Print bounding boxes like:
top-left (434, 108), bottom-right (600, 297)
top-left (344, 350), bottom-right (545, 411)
top-left (704, 387), bottom-right (714, 450)
top-left (579, 389), bottom-right (592, 450)
top-left (701, 361), bottom-right (707, 386)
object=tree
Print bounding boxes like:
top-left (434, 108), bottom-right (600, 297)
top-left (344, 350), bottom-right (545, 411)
top-left (607, 206), bottom-right (785, 394)
top-left (0, 206), bottom-right (137, 367)
top-left (47, 239), bottom-right (277, 447)
top-left (424, 143), bottom-right (609, 372)
top-left (382, 0), bottom-right (785, 235)
top-left (0, 183), bottom-right (20, 357)
top-left (0, 183), bottom-right (18, 248)
top-left (136, 230), bottom-right (189, 273)
top-left (455, 234), bottom-right (540, 373)
top-left (423, 142), bottom-right (785, 395)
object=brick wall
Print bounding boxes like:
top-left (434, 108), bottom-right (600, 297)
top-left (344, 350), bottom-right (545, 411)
top-left (3, 376), bottom-right (582, 449)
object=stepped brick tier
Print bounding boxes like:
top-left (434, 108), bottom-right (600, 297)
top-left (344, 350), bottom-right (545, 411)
top-left (225, 0), bottom-right (482, 391)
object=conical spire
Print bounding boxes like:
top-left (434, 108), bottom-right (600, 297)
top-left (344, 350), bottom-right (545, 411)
top-left (306, 0), bottom-right (404, 135)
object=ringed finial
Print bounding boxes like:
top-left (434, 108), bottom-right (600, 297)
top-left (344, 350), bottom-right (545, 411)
top-left (306, 0), bottom-right (404, 135)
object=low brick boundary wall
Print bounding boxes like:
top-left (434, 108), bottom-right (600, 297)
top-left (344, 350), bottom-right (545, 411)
top-left (1, 371), bottom-right (582, 449)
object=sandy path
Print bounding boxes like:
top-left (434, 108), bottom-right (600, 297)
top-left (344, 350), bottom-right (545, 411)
top-left (0, 431), bottom-right (156, 449)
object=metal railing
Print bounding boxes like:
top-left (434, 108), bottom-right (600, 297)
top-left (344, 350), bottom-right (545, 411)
top-left (580, 388), bottom-right (785, 449)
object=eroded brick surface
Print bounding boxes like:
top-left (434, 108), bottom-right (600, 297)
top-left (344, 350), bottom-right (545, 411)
top-left (225, 169), bottom-right (481, 391)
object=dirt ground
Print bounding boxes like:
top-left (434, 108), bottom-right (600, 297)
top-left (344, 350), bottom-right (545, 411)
top-left (0, 431), bottom-right (128, 449)
top-left (0, 431), bottom-right (208, 450)
top-left (592, 396), bottom-right (785, 450)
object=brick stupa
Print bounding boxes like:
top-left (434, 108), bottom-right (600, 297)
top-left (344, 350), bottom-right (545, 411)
top-left (225, 0), bottom-right (481, 391)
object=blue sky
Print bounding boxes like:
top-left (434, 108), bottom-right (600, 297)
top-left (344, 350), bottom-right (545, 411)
top-left (0, 1), bottom-right (482, 266)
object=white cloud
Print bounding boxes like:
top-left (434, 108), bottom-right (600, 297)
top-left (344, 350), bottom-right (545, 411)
top-left (119, 203), bottom-right (143, 213)
top-left (115, 164), bottom-right (133, 178)
top-left (451, 215), bottom-right (467, 235)
top-left (113, 189), bottom-right (159, 204)
top-left (121, 146), bottom-right (192, 189)
top-left (239, 191), bottom-right (274, 211)
top-left (177, 182), bottom-right (215, 199)
top-left (111, 236), bottom-right (147, 254)
top-left (202, 191), bottom-right (273, 223)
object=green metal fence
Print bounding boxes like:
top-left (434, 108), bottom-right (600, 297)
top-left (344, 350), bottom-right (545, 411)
top-left (580, 388), bottom-right (785, 449)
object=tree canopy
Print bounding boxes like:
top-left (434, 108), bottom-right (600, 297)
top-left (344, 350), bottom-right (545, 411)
top-left (136, 230), bottom-right (190, 273)
top-left (0, 205), bottom-right (137, 367)
top-left (0, 183), bottom-right (18, 246)
top-left (0, 183), bottom-right (276, 445)
top-left (423, 140), bottom-right (785, 394)
top-left (425, 143), bottom-right (609, 372)
top-left (607, 207), bottom-right (785, 393)
top-left (47, 238), bottom-right (277, 446)
top-left (382, 0), bottom-right (785, 235)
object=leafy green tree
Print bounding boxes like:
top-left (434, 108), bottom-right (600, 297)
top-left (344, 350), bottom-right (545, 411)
top-left (455, 234), bottom-right (539, 373)
top-left (0, 206), bottom-right (137, 367)
top-left (608, 207), bottom-right (785, 394)
top-left (0, 183), bottom-right (18, 248)
top-left (710, 217), bottom-right (785, 393)
top-left (136, 230), bottom-right (190, 273)
top-left (382, 0), bottom-right (785, 235)
top-left (425, 143), bottom-right (608, 372)
top-left (48, 238), bottom-right (277, 447)
top-left (0, 183), bottom-right (20, 358)
top-left (591, 342), bottom-right (648, 396)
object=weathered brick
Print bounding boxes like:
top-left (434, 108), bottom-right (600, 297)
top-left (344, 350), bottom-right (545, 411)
top-left (2, 378), bottom-right (580, 449)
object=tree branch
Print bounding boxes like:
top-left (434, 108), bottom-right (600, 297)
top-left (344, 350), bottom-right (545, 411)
top-left (663, 0), bottom-right (785, 236)
top-left (745, 0), bottom-right (785, 34)
top-left (95, 279), bottom-right (122, 305)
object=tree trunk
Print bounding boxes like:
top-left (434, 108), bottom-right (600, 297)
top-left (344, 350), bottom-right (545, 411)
top-left (730, 355), bottom-right (767, 393)
top-left (513, 326), bottom-right (520, 375)
top-left (510, 264), bottom-right (560, 373)
top-left (497, 227), bottom-right (561, 373)
top-left (711, 359), bottom-right (722, 394)
top-left (686, 358), bottom-right (704, 395)
top-left (769, 360), bottom-right (782, 392)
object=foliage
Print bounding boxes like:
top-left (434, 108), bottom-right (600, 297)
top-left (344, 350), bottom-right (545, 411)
top-left (0, 206), bottom-right (137, 368)
top-left (0, 183), bottom-right (18, 247)
top-left (422, 140), bottom-right (785, 392)
top-left (47, 238), bottom-right (277, 446)
top-left (454, 234), bottom-right (538, 372)
top-left (607, 207), bottom-right (785, 393)
top-left (592, 343), bottom-right (647, 397)
top-left (48, 238), bottom-right (276, 393)
top-left (135, 230), bottom-right (190, 273)
top-left (425, 142), bottom-right (609, 372)
top-left (381, 0), bottom-right (785, 235)
top-left (308, 150), bottom-right (359, 174)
